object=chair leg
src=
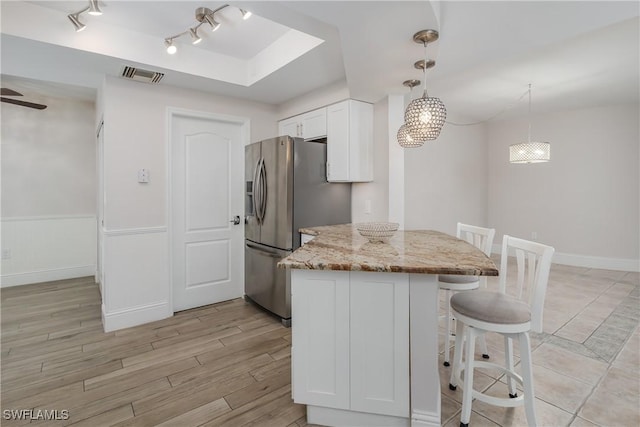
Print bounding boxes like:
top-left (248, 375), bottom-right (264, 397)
top-left (479, 333), bottom-right (490, 359)
top-left (449, 319), bottom-right (465, 390)
top-left (444, 289), bottom-right (452, 366)
top-left (519, 332), bottom-right (537, 427)
top-left (460, 326), bottom-right (477, 427)
top-left (504, 336), bottom-right (517, 398)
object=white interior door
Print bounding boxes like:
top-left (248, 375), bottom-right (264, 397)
top-left (171, 113), bottom-right (244, 312)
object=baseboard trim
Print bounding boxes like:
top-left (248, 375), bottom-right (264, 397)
top-left (102, 301), bottom-right (172, 332)
top-left (1, 265), bottom-right (96, 287)
top-left (411, 409), bottom-right (441, 427)
top-left (492, 244), bottom-right (639, 272)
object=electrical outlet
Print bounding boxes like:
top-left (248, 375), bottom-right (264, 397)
top-left (531, 231), bottom-right (538, 240)
top-left (2, 249), bottom-right (11, 260)
top-left (138, 169), bottom-right (150, 183)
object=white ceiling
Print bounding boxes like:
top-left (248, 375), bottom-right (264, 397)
top-left (1, 1), bottom-right (638, 120)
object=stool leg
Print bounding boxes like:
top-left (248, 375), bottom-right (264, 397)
top-left (505, 336), bottom-right (517, 398)
top-left (449, 319), bottom-right (465, 390)
top-left (479, 333), bottom-right (490, 359)
top-left (444, 289), bottom-right (452, 366)
top-left (460, 326), bottom-right (477, 427)
top-left (519, 332), bottom-right (537, 427)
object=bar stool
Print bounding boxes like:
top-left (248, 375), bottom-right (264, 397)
top-left (448, 235), bottom-right (554, 427)
top-left (438, 223), bottom-right (495, 366)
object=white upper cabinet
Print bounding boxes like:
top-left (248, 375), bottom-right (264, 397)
top-left (278, 108), bottom-right (327, 140)
top-left (327, 100), bottom-right (373, 182)
top-left (278, 99), bottom-right (373, 183)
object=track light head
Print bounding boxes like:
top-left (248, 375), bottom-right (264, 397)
top-left (189, 28), bottom-right (202, 44)
top-left (68, 13), bottom-right (86, 32)
top-left (165, 39), bottom-right (177, 54)
top-left (240, 8), bottom-right (252, 20)
top-left (203, 14), bottom-right (221, 31)
top-left (88, 0), bottom-right (102, 16)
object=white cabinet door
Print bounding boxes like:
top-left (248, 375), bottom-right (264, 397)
top-left (279, 117), bottom-right (300, 138)
top-left (326, 101), bottom-right (350, 182)
top-left (291, 269), bottom-right (350, 409)
top-left (327, 100), bottom-right (373, 182)
top-left (350, 272), bottom-right (410, 417)
top-left (300, 108), bottom-right (327, 140)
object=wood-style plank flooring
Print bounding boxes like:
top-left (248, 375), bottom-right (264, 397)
top-left (1, 277), bottom-right (310, 426)
top-left (1, 268), bottom-right (638, 426)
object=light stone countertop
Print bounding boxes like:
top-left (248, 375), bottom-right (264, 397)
top-left (277, 223), bottom-right (499, 275)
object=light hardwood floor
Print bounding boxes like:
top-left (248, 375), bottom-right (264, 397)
top-left (1, 266), bottom-right (638, 426)
top-left (1, 277), bottom-right (308, 426)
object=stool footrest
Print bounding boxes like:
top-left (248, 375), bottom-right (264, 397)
top-left (456, 361), bottom-right (526, 408)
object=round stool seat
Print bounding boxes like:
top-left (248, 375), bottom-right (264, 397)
top-left (450, 290), bottom-right (530, 325)
top-left (439, 274), bottom-right (479, 284)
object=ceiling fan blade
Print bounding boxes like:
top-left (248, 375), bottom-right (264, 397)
top-left (1, 97), bottom-right (47, 110)
top-left (1, 88), bottom-right (23, 96)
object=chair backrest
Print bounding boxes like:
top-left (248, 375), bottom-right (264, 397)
top-left (499, 235), bottom-right (555, 333)
top-left (457, 223), bottom-right (496, 257)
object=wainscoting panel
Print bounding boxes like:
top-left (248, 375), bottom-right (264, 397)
top-left (102, 228), bottom-right (171, 332)
top-left (1, 215), bottom-right (97, 287)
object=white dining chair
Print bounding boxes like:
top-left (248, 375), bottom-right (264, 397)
top-left (448, 235), bottom-right (554, 427)
top-left (438, 223), bottom-right (495, 367)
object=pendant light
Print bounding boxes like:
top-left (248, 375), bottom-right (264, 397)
top-left (509, 84), bottom-right (551, 164)
top-left (398, 79), bottom-right (422, 148)
top-left (404, 30), bottom-right (446, 142)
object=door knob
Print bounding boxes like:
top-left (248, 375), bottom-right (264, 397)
top-left (230, 215), bottom-right (241, 225)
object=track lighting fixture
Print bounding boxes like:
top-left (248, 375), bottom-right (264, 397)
top-left (189, 28), bottom-right (202, 44)
top-left (165, 39), bottom-right (177, 54)
top-left (240, 8), bottom-right (252, 20)
top-left (203, 14), bottom-right (221, 31)
top-left (88, 0), bottom-right (102, 16)
top-left (67, 0), bottom-right (102, 32)
top-left (163, 5), bottom-right (252, 54)
top-left (68, 13), bottom-right (86, 32)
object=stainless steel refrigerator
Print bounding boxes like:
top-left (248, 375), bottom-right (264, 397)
top-left (245, 136), bottom-right (351, 325)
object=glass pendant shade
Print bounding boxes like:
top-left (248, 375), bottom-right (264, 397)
top-left (509, 84), bottom-right (550, 164)
top-left (509, 142), bottom-right (550, 163)
top-left (397, 124), bottom-right (423, 148)
top-left (404, 92), bottom-right (447, 141)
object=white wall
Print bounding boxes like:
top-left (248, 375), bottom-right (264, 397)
top-left (102, 77), bottom-right (278, 229)
top-left (1, 93), bottom-right (97, 286)
top-left (404, 121), bottom-right (489, 236)
top-left (1, 96), bottom-right (96, 217)
top-left (488, 104), bottom-right (639, 270)
top-left (277, 79), bottom-right (350, 121)
top-left (100, 76), bottom-right (278, 331)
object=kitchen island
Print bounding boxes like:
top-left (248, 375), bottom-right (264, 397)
top-left (277, 224), bottom-right (498, 427)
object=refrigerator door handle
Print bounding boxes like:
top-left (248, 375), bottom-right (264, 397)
top-left (246, 242), bottom-right (284, 258)
top-left (252, 157), bottom-right (261, 224)
top-left (259, 158), bottom-right (267, 222)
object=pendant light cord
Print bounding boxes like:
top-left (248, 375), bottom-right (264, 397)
top-left (444, 88), bottom-right (530, 126)
top-left (527, 83), bottom-right (532, 143)
top-left (422, 42), bottom-right (429, 97)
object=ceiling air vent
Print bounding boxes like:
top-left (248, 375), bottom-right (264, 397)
top-left (120, 66), bottom-right (165, 84)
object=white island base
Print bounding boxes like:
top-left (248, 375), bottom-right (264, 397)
top-left (291, 269), bottom-right (441, 427)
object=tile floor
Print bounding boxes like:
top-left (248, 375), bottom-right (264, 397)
top-left (438, 262), bottom-right (639, 426)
